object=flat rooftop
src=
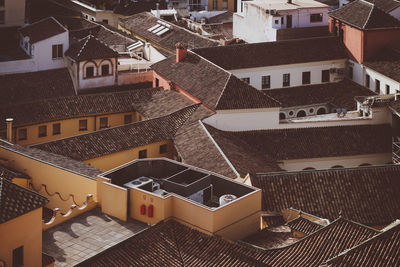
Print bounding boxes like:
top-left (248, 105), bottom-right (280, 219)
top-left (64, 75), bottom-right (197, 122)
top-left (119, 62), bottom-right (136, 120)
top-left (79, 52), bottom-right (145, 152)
top-left (249, 0), bottom-right (328, 10)
top-left (101, 158), bottom-right (257, 209)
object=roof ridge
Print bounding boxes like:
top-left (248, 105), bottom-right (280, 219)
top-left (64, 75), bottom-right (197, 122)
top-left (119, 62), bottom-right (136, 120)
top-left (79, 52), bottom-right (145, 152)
top-left (77, 35), bottom-right (92, 58)
top-left (214, 73), bottom-right (233, 109)
top-left (362, 0), bottom-right (376, 28)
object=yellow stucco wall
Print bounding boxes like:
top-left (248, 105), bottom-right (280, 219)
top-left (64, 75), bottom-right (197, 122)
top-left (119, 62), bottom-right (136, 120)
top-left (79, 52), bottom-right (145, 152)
top-left (14, 112), bottom-right (136, 146)
top-left (85, 140), bottom-right (176, 171)
top-left (101, 182), bottom-right (128, 221)
top-left (207, 0), bottom-right (235, 11)
top-left (0, 208), bottom-right (42, 267)
top-left (0, 146), bottom-right (97, 213)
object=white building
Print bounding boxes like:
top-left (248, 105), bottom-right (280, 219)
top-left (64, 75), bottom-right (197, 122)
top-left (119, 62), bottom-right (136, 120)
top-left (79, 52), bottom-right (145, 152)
top-left (234, 0), bottom-right (329, 42)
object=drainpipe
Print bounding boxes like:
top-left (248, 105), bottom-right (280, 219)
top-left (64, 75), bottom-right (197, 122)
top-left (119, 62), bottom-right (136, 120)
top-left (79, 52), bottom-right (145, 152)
top-left (6, 118), bottom-right (13, 143)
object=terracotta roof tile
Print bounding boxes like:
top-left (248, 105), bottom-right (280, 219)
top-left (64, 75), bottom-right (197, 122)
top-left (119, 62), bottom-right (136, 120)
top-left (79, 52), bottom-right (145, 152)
top-left (286, 216), bottom-right (324, 235)
top-left (364, 48), bottom-right (400, 83)
top-left (365, 0), bottom-right (400, 12)
top-left (250, 165), bottom-right (400, 225)
top-left (0, 164), bottom-right (29, 180)
top-left (192, 37), bottom-right (347, 70)
top-left (19, 17), bottom-right (66, 43)
top-left (0, 177), bottom-right (48, 223)
top-left (65, 35), bottom-right (119, 61)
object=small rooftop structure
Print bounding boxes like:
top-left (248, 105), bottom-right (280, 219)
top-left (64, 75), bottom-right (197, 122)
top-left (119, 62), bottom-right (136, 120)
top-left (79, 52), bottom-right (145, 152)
top-left (249, 0), bottom-right (328, 10)
top-left (65, 34), bottom-right (119, 61)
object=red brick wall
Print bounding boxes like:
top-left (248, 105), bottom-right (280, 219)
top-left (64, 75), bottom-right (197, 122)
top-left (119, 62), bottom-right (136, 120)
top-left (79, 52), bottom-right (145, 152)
top-left (364, 29), bottom-right (400, 61)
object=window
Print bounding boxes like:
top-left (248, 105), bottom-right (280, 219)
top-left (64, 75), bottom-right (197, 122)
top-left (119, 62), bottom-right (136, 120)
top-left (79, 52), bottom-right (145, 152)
top-left (279, 113), bottom-right (286, 120)
top-left (261, 75), bottom-right (271, 89)
top-left (302, 71), bottom-right (311, 85)
top-left (275, 19), bottom-right (279, 24)
top-left (297, 110), bottom-right (306, 117)
top-left (386, 84), bottom-right (390, 94)
top-left (102, 19), bottom-right (108, 24)
top-left (365, 74), bottom-right (370, 88)
top-left (317, 107), bottom-right (326, 115)
top-left (348, 66), bottom-right (353, 79)
top-left (160, 144), bottom-right (168, 154)
top-left (38, 125), bottom-right (47, 137)
top-left (99, 117), bottom-right (108, 129)
top-left (222, 0), bottom-right (228, 9)
top-left (52, 44), bottom-right (63, 59)
top-left (322, 69), bottom-right (330, 82)
top-left (310, 13), bottom-right (323, 22)
top-left (101, 64), bottom-right (110, 76)
top-left (155, 78), bottom-right (159, 87)
top-left (53, 123), bottom-right (61, 135)
top-left (0, 10), bottom-right (4, 24)
top-left (86, 66), bottom-right (94, 78)
top-left (79, 119), bottom-right (87, 131)
top-left (283, 73), bottom-right (290, 87)
top-left (124, 114), bottom-right (132, 124)
top-left (375, 79), bottom-right (380, 93)
top-left (281, 17), bottom-right (284, 24)
top-left (213, 0), bottom-right (217, 9)
top-left (241, 77), bottom-right (250, 84)
top-left (18, 128), bottom-right (27, 141)
top-left (139, 149), bottom-right (147, 159)
top-left (13, 246), bottom-right (23, 267)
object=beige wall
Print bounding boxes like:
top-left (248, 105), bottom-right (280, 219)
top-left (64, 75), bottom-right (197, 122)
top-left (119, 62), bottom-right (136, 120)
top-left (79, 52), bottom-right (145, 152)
top-left (0, 146), bottom-right (97, 213)
top-left (85, 140), bottom-right (176, 171)
top-left (0, 208), bottom-right (42, 267)
top-left (14, 112), bottom-right (136, 146)
top-left (101, 182), bottom-right (128, 221)
top-left (0, 0), bottom-right (25, 27)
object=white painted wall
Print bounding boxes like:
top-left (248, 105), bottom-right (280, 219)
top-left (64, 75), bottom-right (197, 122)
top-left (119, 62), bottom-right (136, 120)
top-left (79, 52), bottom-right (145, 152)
top-left (143, 44), bottom-right (167, 63)
top-left (390, 7), bottom-right (400, 20)
top-left (281, 153), bottom-right (392, 171)
top-left (0, 0), bottom-right (25, 27)
top-left (230, 60), bottom-right (346, 90)
top-left (0, 58), bottom-right (36, 75)
top-left (77, 58), bottom-right (117, 90)
top-left (233, 1), bottom-right (328, 43)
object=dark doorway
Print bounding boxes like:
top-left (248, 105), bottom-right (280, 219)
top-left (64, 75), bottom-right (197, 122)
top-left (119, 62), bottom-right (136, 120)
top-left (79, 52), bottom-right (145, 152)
top-left (287, 15), bottom-right (292, 28)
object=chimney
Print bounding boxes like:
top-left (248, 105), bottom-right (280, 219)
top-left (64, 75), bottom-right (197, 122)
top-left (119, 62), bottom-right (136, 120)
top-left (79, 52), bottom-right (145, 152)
top-left (6, 118), bottom-right (13, 143)
top-left (176, 42), bottom-right (187, 63)
top-left (156, 3), bottom-right (160, 18)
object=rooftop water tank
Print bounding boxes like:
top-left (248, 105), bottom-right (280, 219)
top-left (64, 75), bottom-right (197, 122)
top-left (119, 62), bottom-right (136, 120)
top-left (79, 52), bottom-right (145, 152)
top-left (219, 194), bottom-right (237, 206)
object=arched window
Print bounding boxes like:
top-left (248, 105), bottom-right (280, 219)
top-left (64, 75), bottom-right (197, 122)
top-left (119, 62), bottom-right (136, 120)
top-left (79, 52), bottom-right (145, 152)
top-left (317, 107), bottom-right (326, 115)
top-left (297, 110), bottom-right (306, 117)
top-left (331, 165), bottom-right (344, 169)
top-left (83, 61), bottom-right (97, 78)
top-left (279, 112), bottom-right (286, 120)
top-left (99, 60), bottom-right (112, 76)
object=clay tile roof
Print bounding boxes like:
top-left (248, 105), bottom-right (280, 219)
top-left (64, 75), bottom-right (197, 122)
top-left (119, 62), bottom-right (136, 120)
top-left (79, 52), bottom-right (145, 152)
top-left (242, 226), bottom-right (298, 249)
top-left (0, 164), bottom-right (30, 180)
top-left (19, 17), bottom-right (67, 43)
top-left (0, 139), bottom-right (102, 179)
top-left (65, 34), bottom-right (119, 61)
top-left (76, 219), bottom-right (267, 266)
top-left (263, 79), bottom-right (376, 109)
top-left (119, 12), bottom-right (218, 52)
top-left (324, 222), bottom-right (400, 266)
top-left (151, 52), bottom-right (280, 110)
top-left (192, 37), bottom-right (347, 70)
top-left (32, 105), bottom-right (200, 161)
top-left (329, 0), bottom-right (400, 30)
top-left (0, 177), bottom-right (48, 223)
top-left (0, 68), bottom-right (75, 106)
top-left (364, 48), bottom-right (400, 83)
top-left (262, 218), bottom-right (379, 266)
top-left (286, 216), bottom-right (324, 235)
top-left (250, 164), bottom-right (400, 225)
top-left (113, 0), bottom-right (167, 16)
top-left (0, 87), bottom-right (193, 130)
top-left (205, 124), bottom-right (392, 162)
top-left (365, 0), bottom-right (400, 12)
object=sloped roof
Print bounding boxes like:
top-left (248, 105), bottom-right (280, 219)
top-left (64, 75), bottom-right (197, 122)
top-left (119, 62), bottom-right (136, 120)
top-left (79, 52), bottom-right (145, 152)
top-left (250, 164), bottom-right (400, 225)
top-left (119, 12), bottom-right (218, 52)
top-left (151, 52), bottom-right (280, 110)
top-left (324, 222), bottom-right (400, 266)
top-left (192, 37), bottom-right (347, 70)
top-left (0, 164), bottom-right (29, 180)
top-left (0, 177), bottom-right (48, 223)
top-left (364, 48), bottom-right (400, 83)
top-left (76, 219), bottom-right (267, 266)
top-left (65, 35), bottom-right (119, 61)
top-left (205, 124), bottom-right (392, 161)
top-left (32, 105), bottom-right (200, 161)
top-left (286, 216), bottom-right (324, 235)
top-left (19, 17), bottom-right (67, 43)
top-left (113, 0), bottom-right (167, 16)
top-left (261, 218), bottom-right (379, 266)
top-left (329, 0), bottom-right (400, 30)
top-left (365, 0), bottom-right (400, 12)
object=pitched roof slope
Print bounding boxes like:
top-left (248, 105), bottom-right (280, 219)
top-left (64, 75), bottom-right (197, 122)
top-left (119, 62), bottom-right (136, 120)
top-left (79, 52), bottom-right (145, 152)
top-left (205, 124), bottom-right (392, 161)
top-left (151, 52), bottom-right (280, 110)
top-left (119, 12), bottom-right (218, 52)
top-left (32, 105), bottom-right (199, 161)
top-left (329, 0), bottom-right (400, 30)
top-left (76, 219), bottom-right (267, 266)
top-left (286, 216), bottom-right (324, 235)
top-left (19, 17), bottom-right (66, 43)
top-left (0, 87), bottom-right (194, 130)
top-left (65, 35), bottom-right (119, 61)
top-left (364, 48), bottom-right (400, 83)
top-left (192, 37), bottom-right (347, 70)
top-left (324, 222), bottom-right (400, 266)
top-left (250, 164), bottom-right (400, 225)
top-left (0, 177), bottom-right (48, 223)
top-left (0, 139), bottom-right (102, 179)
top-left (262, 218), bottom-right (379, 266)
top-left (0, 164), bottom-right (29, 180)
top-left (365, 0), bottom-right (400, 12)
top-left (0, 68), bottom-right (75, 105)
top-left (264, 79), bottom-right (376, 109)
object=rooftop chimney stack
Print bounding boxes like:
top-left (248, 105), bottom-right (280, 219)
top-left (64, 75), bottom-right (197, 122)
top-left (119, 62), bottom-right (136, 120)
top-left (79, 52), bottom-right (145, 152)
top-left (6, 118), bottom-right (13, 143)
top-left (176, 42), bottom-right (188, 63)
